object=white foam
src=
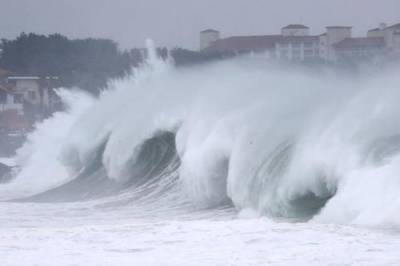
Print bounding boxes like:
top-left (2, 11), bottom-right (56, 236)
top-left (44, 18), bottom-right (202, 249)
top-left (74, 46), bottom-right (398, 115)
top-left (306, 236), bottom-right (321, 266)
top-left (2, 42), bottom-right (400, 229)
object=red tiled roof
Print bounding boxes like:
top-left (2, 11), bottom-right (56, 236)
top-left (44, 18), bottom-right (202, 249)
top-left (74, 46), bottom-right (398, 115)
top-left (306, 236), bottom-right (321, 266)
top-left (282, 24), bottom-right (309, 29)
top-left (334, 37), bottom-right (385, 49)
top-left (207, 35), bottom-right (283, 52)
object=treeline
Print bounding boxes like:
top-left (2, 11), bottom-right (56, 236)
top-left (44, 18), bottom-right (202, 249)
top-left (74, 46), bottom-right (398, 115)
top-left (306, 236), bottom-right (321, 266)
top-left (0, 33), bottom-right (132, 94)
top-left (0, 33), bottom-right (228, 94)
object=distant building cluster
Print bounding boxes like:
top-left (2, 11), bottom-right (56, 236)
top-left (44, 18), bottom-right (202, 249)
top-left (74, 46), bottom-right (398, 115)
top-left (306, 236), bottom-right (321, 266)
top-left (200, 22), bottom-right (400, 63)
top-left (0, 71), bottom-right (59, 133)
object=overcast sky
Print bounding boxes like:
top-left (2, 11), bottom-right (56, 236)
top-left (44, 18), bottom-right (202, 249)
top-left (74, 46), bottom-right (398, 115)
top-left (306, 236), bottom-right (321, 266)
top-left (1, 0), bottom-right (399, 50)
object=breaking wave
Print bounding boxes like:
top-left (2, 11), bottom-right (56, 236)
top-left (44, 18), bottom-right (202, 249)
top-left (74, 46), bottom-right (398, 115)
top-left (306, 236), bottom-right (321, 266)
top-left (1, 43), bottom-right (400, 228)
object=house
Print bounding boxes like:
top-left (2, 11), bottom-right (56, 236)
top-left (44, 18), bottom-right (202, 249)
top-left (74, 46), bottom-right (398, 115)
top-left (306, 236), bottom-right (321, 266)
top-left (6, 76), bottom-right (58, 113)
top-left (0, 75), bottom-right (59, 132)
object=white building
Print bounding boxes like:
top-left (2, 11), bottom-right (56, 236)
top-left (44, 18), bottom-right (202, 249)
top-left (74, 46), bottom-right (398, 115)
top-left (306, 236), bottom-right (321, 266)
top-left (201, 22), bottom-right (400, 63)
top-left (281, 24), bottom-right (310, 37)
top-left (200, 29), bottom-right (220, 50)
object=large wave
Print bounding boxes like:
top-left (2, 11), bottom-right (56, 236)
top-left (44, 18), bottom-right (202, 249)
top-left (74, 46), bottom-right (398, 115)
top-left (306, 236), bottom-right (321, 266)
top-left (2, 43), bottom-right (400, 228)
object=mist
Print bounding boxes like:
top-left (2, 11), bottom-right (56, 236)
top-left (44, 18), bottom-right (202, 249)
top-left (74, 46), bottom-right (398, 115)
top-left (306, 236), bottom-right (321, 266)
top-left (0, 0), bottom-right (399, 49)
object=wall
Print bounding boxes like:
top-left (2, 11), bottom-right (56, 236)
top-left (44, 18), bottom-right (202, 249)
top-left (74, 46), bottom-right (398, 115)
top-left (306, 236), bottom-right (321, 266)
top-left (15, 80), bottom-right (41, 105)
top-left (200, 31), bottom-right (220, 50)
top-left (326, 27), bottom-right (352, 62)
top-left (275, 39), bottom-right (319, 61)
top-left (393, 33), bottom-right (400, 53)
top-left (0, 92), bottom-right (23, 114)
top-left (368, 30), bottom-right (385, 38)
top-left (319, 35), bottom-right (328, 61)
top-left (384, 26), bottom-right (400, 50)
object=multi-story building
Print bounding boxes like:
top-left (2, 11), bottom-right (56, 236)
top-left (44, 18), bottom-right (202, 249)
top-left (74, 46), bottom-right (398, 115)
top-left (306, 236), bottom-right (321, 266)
top-left (199, 22), bottom-right (400, 63)
top-left (203, 24), bottom-right (321, 61)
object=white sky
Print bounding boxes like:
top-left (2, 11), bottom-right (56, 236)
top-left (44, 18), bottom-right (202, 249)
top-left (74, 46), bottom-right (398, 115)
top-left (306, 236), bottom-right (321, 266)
top-left (0, 0), bottom-right (399, 50)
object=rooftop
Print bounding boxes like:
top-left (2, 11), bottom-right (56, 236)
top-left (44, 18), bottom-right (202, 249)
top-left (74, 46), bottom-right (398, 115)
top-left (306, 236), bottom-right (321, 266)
top-left (326, 26), bottom-right (352, 29)
top-left (282, 24), bottom-right (309, 30)
top-left (201, 29), bottom-right (219, 33)
top-left (277, 36), bottom-right (319, 43)
top-left (334, 37), bottom-right (385, 49)
top-left (207, 34), bottom-right (320, 52)
top-left (207, 35), bottom-right (282, 52)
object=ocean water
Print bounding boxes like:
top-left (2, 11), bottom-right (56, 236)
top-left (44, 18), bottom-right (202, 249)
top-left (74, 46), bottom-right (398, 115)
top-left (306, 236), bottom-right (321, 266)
top-left (1, 201), bottom-right (400, 266)
top-left (1, 44), bottom-right (400, 265)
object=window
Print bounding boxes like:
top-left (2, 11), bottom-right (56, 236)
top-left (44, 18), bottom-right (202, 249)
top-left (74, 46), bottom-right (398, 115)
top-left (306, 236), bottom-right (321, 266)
top-left (14, 94), bottom-right (23, 104)
top-left (292, 42), bottom-right (301, 48)
top-left (293, 50), bottom-right (301, 56)
top-left (279, 43), bottom-right (289, 49)
top-left (0, 92), bottom-right (6, 104)
top-left (304, 50), bottom-right (313, 57)
top-left (304, 42), bottom-right (313, 48)
top-left (28, 91), bottom-right (36, 100)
